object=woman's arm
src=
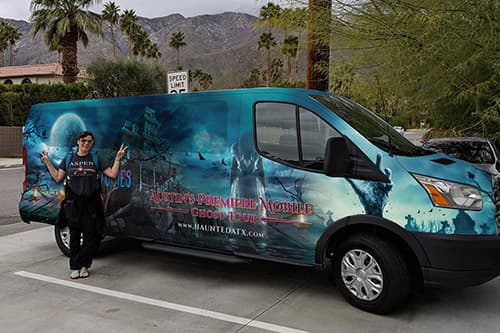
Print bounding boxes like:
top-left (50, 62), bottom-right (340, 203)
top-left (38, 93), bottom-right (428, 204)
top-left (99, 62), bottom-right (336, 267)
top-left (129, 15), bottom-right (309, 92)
top-left (40, 151), bottom-right (66, 183)
top-left (102, 144), bottom-right (128, 179)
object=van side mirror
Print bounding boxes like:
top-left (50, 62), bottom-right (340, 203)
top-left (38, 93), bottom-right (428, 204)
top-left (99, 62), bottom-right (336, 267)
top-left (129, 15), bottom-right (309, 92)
top-left (323, 137), bottom-right (351, 177)
top-left (323, 136), bottom-right (390, 182)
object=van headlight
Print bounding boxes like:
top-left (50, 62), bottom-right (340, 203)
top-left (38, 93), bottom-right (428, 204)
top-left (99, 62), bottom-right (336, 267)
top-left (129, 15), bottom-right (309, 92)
top-left (413, 174), bottom-right (482, 210)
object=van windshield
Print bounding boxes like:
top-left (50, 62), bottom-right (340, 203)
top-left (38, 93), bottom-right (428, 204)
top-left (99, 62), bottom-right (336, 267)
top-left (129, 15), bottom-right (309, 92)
top-left (312, 94), bottom-right (431, 157)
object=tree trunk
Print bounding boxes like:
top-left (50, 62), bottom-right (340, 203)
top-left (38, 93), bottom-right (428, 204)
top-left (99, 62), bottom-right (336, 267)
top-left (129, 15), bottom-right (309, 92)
top-left (306, 0), bottom-right (331, 91)
top-left (9, 45), bottom-right (13, 65)
top-left (287, 55), bottom-right (291, 81)
top-left (296, 31), bottom-right (301, 80)
top-left (266, 49), bottom-right (271, 87)
top-left (111, 23), bottom-right (116, 59)
top-left (61, 29), bottom-right (79, 84)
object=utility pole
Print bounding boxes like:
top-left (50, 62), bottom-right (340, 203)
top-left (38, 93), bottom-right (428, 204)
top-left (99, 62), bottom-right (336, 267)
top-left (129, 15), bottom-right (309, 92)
top-left (306, 0), bottom-right (331, 91)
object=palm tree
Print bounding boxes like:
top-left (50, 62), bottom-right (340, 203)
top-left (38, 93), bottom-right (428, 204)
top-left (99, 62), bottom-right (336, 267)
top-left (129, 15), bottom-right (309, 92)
top-left (199, 72), bottom-right (213, 90)
top-left (291, 8), bottom-right (307, 78)
top-left (147, 43), bottom-right (161, 59)
top-left (0, 21), bottom-right (9, 67)
top-left (282, 35), bottom-right (298, 81)
top-left (258, 32), bottom-right (276, 87)
top-left (6, 24), bottom-right (22, 65)
top-left (169, 31), bottom-right (186, 70)
top-left (30, 0), bottom-right (102, 84)
top-left (270, 58), bottom-right (284, 84)
top-left (276, 7), bottom-right (294, 37)
top-left (102, 1), bottom-right (120, 59)
top-left (132, 27), bottom-right (150, 58)
top-left (189, 68), bottom-right (203, 90)
top-left (120, 9), bottom-right (137, 57)
top-left (48, 36), bottom-right (63, 63)
top-left (241, 68), bottom-right (261, 88)
top-left (259, 2), bottom-right (282, 33)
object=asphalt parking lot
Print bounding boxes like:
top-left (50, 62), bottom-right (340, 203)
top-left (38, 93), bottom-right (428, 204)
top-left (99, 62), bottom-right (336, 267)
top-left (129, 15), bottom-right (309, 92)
top-left (2, 225), bottom-right (500, 333)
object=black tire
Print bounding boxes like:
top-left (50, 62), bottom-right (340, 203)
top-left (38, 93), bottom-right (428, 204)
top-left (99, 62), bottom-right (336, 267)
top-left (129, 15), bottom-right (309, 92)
top-left (332, 233), bottom-right (411, 314)
top-left (54, 223), bottom-right (71, 257)
top-left (54, 224), bottom-right (102, 257)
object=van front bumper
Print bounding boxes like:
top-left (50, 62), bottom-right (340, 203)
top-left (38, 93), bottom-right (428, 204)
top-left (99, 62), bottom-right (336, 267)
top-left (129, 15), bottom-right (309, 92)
top-left (413, 232), bottom-right (500, 288)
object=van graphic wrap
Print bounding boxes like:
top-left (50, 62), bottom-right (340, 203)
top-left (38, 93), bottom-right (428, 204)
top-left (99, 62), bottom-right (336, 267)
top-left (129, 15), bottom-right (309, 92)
top-left (19, 92), bottom-right (497, 266)
top-left (19, 89), bottom-right (500, 313)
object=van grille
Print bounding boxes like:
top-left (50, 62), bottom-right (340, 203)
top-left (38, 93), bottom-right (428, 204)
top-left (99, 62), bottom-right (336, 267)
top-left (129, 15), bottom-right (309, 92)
top-left (494, 177), bottom-right (500, 235)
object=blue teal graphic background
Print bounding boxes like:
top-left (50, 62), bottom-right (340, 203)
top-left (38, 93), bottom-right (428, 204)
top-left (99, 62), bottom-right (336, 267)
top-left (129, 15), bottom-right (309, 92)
top-left (19, 89), bottom-right (497, 264)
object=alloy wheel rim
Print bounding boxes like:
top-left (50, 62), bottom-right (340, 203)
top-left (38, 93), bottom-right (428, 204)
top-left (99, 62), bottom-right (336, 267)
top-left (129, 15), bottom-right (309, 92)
top-left (60, 225), bottom-right (70, 249)
top-left (341, 249), bottom-right (383, 301)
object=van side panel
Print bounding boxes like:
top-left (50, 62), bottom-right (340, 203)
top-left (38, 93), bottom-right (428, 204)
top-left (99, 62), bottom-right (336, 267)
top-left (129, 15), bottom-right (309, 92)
top-left (19, 89), bottom-right (497, 269)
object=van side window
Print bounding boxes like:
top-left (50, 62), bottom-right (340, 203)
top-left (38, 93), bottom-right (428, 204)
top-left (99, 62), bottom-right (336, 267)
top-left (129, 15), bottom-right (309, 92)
top-left (255, 102), bottom-right (341, 171)
top-left (255, 103), bottom-right (299, 165)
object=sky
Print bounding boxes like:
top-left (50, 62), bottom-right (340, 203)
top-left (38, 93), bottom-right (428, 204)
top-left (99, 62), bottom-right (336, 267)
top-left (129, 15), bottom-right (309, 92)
top-left (0, 0), bottom-right (283, 21)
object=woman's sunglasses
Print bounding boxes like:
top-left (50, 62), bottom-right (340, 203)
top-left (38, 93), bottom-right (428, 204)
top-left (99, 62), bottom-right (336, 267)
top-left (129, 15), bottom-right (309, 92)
top-left (80, 139), bottom-right (93, 144)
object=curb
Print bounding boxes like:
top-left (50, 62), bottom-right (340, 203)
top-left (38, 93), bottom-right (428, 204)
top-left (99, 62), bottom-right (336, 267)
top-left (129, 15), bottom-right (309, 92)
top-left (0, 163), bottom-right (23, 169)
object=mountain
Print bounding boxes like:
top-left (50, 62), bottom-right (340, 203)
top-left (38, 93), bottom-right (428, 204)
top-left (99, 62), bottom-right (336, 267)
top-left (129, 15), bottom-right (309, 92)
top-left (1, 12), bottom-right (281, 89)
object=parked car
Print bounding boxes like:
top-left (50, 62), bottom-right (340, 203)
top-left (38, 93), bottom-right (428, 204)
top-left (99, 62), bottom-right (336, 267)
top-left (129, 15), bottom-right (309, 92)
top-left (422, 137), bottom-right (500, 176)
top-left (393, 126), bottom-right (405, 135)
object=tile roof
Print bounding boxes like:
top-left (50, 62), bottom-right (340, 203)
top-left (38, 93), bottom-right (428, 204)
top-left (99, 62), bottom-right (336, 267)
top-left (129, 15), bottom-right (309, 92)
top-left (0, 63), bottom-right (87, 78)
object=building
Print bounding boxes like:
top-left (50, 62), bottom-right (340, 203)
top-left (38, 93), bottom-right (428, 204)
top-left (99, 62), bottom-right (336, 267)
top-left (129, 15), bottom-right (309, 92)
top-left (0, 63), bottom-right (87, 84)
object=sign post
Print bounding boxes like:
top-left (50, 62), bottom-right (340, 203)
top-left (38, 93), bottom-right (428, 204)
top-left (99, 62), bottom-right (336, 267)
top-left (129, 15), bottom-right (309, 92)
top-left (167, 71), bottom-right (189, 94)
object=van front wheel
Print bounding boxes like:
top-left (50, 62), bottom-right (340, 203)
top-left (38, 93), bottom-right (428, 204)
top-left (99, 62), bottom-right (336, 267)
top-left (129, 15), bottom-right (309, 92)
top-left (54, 224), bottom-right (71, 257)
top-left (332, 234), bottom-right (410, 314)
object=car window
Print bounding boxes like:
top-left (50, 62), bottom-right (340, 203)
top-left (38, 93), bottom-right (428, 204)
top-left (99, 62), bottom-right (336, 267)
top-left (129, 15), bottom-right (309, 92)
top-left (313, 94), bottom-right (430, 156)
top-left (299, 107), bottom-right (342, 170)
top-left (255, 103), bottom-right (299, 165)
top-left (255, 102), bottom-right (341, 171)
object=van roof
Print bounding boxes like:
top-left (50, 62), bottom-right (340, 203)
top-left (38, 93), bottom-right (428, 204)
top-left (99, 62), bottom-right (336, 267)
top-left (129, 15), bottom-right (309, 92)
top-left (31, 88), bottom-right (330, 110)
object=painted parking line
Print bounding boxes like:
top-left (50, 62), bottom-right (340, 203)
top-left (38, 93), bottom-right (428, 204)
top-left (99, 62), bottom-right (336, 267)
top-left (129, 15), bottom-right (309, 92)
top-left (15, 271), bottom-right (309, 333)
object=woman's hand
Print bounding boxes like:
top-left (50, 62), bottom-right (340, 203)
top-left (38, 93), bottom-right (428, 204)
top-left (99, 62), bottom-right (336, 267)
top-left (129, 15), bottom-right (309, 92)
top-left (115, 144), bottom-right (128, 162)
top-left (104, 145), bottom-right (128, 179)
top-left (40, 151), bottom-right (50, 165)
top-left (40, 151), bottom-right (65, 182)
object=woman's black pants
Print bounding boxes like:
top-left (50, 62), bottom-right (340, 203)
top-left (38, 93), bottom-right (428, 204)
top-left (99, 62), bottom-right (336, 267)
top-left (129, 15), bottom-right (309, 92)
top-left (68, 199), bottom-right (100, 270)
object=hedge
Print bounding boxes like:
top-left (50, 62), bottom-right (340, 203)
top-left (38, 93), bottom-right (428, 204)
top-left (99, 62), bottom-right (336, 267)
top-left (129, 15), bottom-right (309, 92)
top-left (0, 83), bottom-right (89, 126)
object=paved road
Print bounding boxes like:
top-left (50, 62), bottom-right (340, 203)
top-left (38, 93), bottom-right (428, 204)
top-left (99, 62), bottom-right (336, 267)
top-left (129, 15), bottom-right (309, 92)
top-left (3, 153), bottom-right (500, 332)
top-left (0, 167), bottom-right (45, 237)
top-left (2, 226), bottom-right (500, 333)
top-left (403, 129), bottom-right (425, 145)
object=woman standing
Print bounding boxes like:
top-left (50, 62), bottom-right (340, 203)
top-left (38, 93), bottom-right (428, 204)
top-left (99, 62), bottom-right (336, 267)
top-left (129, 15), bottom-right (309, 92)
top-left (41, 131), bottom-right (127, 279)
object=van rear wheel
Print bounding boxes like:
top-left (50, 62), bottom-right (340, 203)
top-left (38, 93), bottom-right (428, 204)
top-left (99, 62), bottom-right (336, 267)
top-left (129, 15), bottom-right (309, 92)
top-left (332, 233), bottom-right (411, 314)
top-left (54, 224), bottom-right (71, 257)
top-left (54, 225), bottom-right (102, 257)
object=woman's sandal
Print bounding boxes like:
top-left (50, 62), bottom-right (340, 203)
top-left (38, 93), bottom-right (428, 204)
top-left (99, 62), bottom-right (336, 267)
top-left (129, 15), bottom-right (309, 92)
top-left (70, 270), bottom-right (80, 279)
top-left (79, 268), bottom-right (89, 278)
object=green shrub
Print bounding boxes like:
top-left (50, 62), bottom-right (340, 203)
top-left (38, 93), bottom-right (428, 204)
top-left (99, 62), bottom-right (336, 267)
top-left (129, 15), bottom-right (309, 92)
top-left (87, 57), bottom-right (168, 98)
top-left (0, 83), bottom-right (89, 126)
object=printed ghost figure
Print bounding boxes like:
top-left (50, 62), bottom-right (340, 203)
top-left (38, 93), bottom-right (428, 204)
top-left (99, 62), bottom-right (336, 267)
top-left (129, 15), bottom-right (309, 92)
top-left (229, 132), bottom-right (267, 249)
top-left (230, 132), bottom-right (266, 213)
top-left (346, 154), bottom-right (393, 217)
